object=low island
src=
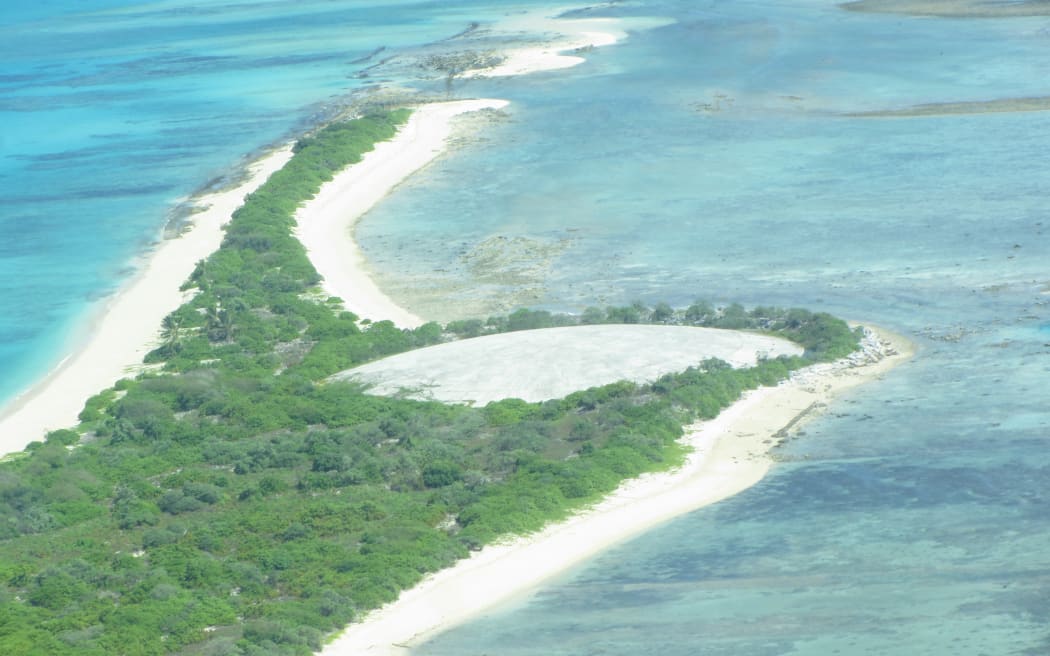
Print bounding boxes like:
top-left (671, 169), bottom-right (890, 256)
top-left (0, 102), bottom-right (912, 656)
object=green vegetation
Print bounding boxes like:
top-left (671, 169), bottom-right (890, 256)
top-left (0, 110), bottom-right (860, 656)
top-left (451, 302), bottom-right (860, 362)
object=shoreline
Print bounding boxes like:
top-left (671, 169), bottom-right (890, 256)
top-left (0, 146), bottom-right (293, 457)
top-left (0, 9), bottom-right (919, 654)
top-left (464, 13), bottom-right (673, 79)
top-left (294, 13), bottom-right (641, 327)
top-left (464, 15), bottom-right (626, 78)
top-left (322, 327), bottom-right (914, 655)
top-left (294, 99), bottom-right (509, 328)
top-left (0, 8), bottom-right (637, 454)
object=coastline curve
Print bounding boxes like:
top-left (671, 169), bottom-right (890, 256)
top-left (0, 146), bottom-right (294, 457)
top-left (321, 328), bottom-right (914, 655)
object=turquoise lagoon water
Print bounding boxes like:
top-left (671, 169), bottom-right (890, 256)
top-left (3, 0), bottom-right (1049, 653)
top-left (358, 1), bottom-right (1050, 654)
top-left (0, 0), bottom-right (555, 406)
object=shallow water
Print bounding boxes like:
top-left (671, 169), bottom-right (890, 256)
top-left (0, 0), bottom-right (556, 405)
top-left (416, 329), bottom-right (1050, 654)
top-left (3, 0), bottom-right (1048, 652)
top-left (361, 1), bottom-right (1050, 321)
top-left (355, 1), bottom-right (1050, 653)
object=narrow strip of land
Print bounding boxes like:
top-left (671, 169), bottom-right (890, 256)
top-left (294, 99), bottom-right (508, 328)
top-left (0, 146), bottom-right (293, 457)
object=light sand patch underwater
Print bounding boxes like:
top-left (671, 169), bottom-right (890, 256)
top-left (330, 325), bottom-right (802, 405)
top-left (841, 0), bottom-right (1050, 17)
top-left (849, 96), bottom-right (1050, 118)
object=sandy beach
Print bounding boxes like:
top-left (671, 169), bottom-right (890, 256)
top-left (322, 328), bottom-right (913, 655)
top-left (0, 146), bottom-right (293, 457)
top-left (463, 12), bottom-right (674, 79)
top-left (290, 23), bottom-right (916, 653)
top-left (293, 11), bottom-right (659, 327)
top-left (464, 18), bottom-right (624, 78)
top-left (294, 99), bottom-right (509, 328)
top-left (0, 8), bottom-right (919, 654)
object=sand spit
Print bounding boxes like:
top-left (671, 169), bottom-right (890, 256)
top-left (463, 12), bottom-right (673, 78)
top-left (322, 328), bottom-right (913, 656)
top-left (0, 147), bottom-right (293, 457)
top-left (293, 99), bottom-right (509, 328)
top-left (294, 12), bottom-right (674, 327)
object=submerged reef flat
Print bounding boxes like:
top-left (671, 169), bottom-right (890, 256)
top-left (842, 0), bottom-right (1050, 17)
top-left (849, 96), bottom-right (1050, 118)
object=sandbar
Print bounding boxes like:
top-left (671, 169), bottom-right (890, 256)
top-left (293, 99), bottom-right (509, 328)
top-left (464, 13), bottom-right (673, 79)
top-left (464, 18), bottom-right (624, 78)
top-left (849, 96), bottom-right (1050, 118)
top-left (321, 328), bottom-right (913, 655)
top-left (842, 0), bottom-right (1050, 17)
top-left (0, 146), bottom-right (293, 457)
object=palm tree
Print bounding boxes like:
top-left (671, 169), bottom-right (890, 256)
top-left (160, 314), bottom-right (184, 354)
top-left (205, 305), bottom-right (236, 342)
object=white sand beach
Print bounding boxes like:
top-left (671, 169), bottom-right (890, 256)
top-left (294, 99), bottom-right (508, 328)
top-left (293, 11), bottom-right (676, 328)
top-left (463, 13), bottom-right (674, 79)
top-left (322, 328), bottom-right (913, 655)
top-left (0, 10), bottom-right (918, 655)
top-left (0, 146), bottom-right (293, 457)
top-left (285, 24), bottom-right (914, 652)
top-left (465, 22), bottom-right (623, 78)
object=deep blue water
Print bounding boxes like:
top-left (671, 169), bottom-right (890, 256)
top-left (3, 0), bottom-right (1049, 653)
